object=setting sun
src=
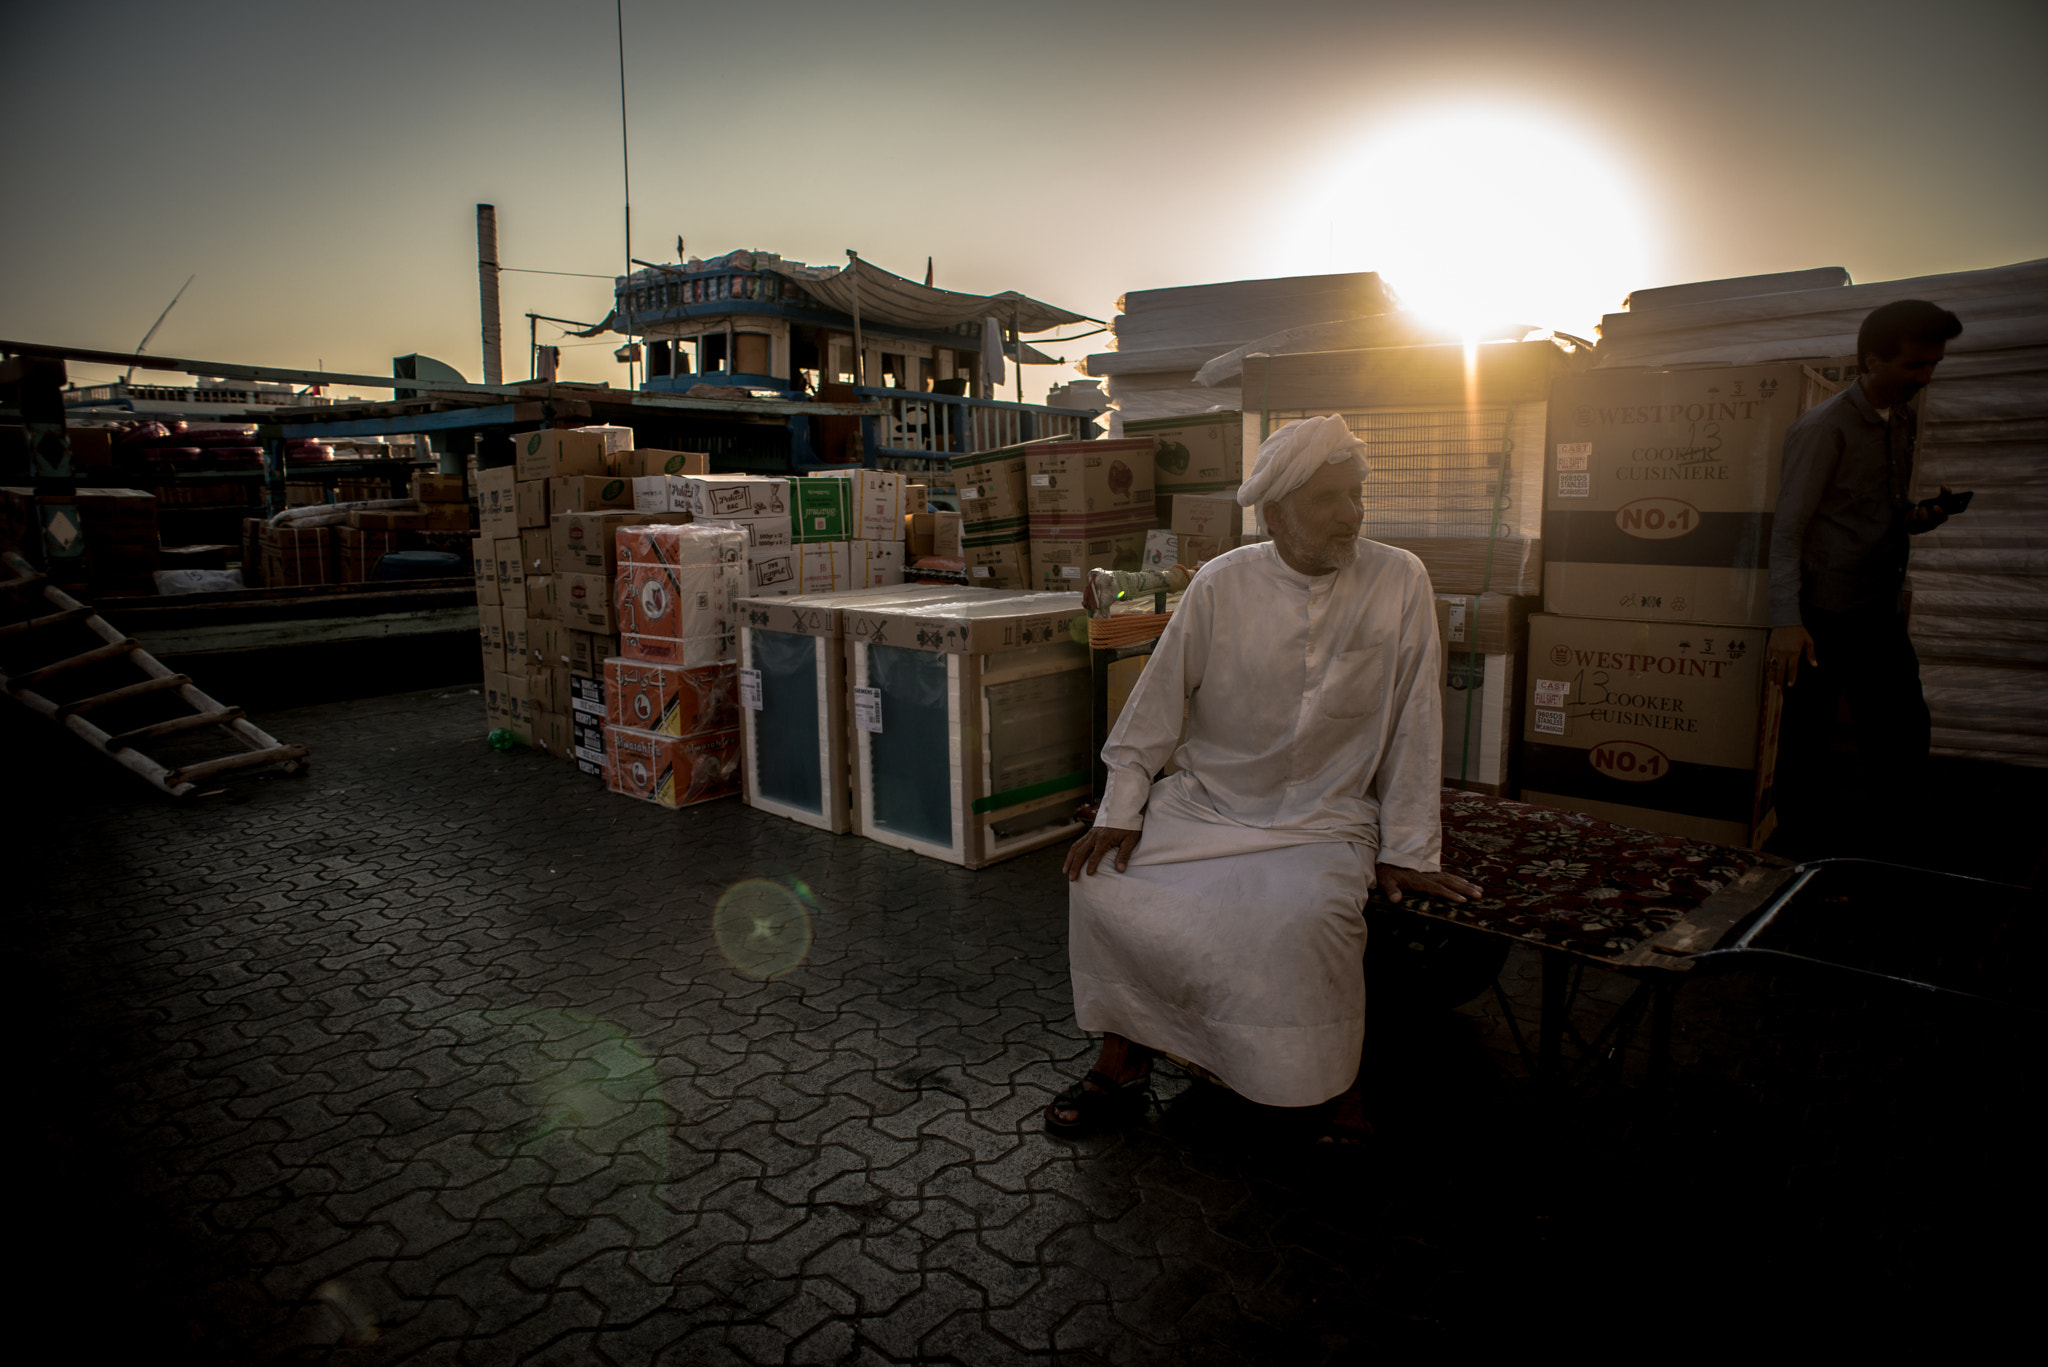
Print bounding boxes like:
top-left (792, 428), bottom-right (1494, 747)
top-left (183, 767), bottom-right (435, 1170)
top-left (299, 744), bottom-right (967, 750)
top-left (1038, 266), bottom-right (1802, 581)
top-left (1297, 106), bottom-right (1654, 339)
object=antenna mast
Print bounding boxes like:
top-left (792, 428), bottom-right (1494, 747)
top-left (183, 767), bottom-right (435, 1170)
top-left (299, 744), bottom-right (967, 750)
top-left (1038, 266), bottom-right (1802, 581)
top-left (126, 274), bottom-right (196, 383)
top-left (617, 0), bottom-right (634, 391)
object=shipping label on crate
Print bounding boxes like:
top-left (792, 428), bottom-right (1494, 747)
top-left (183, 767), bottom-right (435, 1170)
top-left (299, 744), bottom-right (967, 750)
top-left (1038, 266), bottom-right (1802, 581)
top-left (1555, 443), bottom-right (1592, 498)
top-left (569, 671), bottom-right (606, 717)
top-left (739, 667), bottom-right (762, 711)
top-left (572, 713), bottom-right (606, 757)
top-left (853, 686), bottom-right (883, 734)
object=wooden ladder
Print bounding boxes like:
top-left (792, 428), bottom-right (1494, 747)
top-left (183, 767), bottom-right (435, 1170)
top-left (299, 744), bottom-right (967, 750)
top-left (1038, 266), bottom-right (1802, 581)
top-left (0, 551), bottom-right (309, 796)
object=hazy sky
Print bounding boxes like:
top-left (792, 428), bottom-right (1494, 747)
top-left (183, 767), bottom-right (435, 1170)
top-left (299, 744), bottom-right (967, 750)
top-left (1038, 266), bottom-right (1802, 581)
top-left (4, 0), bottom-right (2042, 402)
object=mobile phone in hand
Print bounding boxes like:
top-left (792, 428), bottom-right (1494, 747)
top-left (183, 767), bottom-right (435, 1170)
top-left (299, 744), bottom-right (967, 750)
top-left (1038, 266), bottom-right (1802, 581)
top-left (1917, 489), bottom-right (1973, 515)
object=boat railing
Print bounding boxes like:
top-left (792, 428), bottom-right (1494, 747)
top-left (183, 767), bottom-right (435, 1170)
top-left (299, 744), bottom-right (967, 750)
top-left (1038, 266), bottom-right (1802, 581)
top-left (856, 387), bottom-right (1098, 474)
top-left (65, 381), bottom-right (328, 409)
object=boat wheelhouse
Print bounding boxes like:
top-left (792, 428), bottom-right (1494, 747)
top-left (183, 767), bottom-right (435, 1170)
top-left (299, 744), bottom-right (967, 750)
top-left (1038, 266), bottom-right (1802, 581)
top-left (583, 249), bottom-right (1105, 474)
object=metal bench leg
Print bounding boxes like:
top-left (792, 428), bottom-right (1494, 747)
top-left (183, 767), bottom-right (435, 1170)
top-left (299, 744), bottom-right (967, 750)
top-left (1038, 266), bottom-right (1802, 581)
top-left (1538, 952), bottom-right (1571, 1086)
top-left (1648, 978), bottom-right (1676, 1086)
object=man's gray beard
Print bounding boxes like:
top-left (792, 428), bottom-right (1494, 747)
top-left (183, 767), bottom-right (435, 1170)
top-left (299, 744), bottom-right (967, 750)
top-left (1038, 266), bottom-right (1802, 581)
top-left (1298, 536), bottom-right (1359, 572)
top-left (1270, 511), bottom-right (1359, 572)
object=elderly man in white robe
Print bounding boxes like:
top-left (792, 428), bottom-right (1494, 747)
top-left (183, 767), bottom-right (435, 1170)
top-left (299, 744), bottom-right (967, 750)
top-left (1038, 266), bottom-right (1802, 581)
top-left (1052, 415), bottom-right (1481, 1143)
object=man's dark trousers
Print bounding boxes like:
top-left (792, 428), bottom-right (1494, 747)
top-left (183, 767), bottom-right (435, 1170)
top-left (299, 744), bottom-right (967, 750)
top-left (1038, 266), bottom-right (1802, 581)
top-left (1777, 601), bottom-right (1932, 850)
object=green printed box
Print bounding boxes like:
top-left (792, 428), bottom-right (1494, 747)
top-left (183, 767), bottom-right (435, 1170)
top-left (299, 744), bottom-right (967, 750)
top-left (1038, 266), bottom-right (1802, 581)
top-left (792, 477), bottom-right (854, 542)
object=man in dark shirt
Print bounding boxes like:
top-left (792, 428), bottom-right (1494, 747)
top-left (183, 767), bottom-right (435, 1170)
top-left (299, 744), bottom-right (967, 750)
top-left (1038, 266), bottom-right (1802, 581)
top-left (1768, 298), bottom-right (1965, 848)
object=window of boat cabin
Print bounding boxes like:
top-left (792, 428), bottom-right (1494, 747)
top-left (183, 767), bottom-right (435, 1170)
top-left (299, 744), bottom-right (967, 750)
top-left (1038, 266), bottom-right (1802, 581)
top-left (880, 353), bottom-right (908, 389)
top-left (700, 332), bottom-right (728, 373)
top-left (788, 329), bottom-right (821, 393)
top-left (734, 332), bottom-right (771, 377)
top-left (829, 337), bottom-right (855, 384)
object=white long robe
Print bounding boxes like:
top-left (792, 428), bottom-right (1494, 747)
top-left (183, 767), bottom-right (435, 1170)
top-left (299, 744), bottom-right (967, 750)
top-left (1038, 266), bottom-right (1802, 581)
top-left (1068, 538), bottom-right (1442, 1106)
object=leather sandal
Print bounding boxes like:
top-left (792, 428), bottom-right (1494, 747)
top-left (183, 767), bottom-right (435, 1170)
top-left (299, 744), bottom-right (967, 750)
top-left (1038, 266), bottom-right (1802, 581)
top-left (1044, 1067), bottom-right (1151, 1139)
top-left (1314, 1086), bottom-right (1373, 1146)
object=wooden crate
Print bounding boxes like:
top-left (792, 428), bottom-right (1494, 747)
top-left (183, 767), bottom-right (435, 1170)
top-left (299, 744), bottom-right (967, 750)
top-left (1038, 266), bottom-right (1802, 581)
top-left (841, 591), bottom-right (1089, 869)
top-left (736, 585), bottom-right (980, 834)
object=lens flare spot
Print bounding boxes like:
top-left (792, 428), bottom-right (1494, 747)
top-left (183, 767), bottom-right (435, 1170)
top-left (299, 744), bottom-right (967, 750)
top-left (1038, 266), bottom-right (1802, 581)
top-left (714, 878), bottom-right (816, 979)
top-left (313, 1280), bottom-right (380, 1346)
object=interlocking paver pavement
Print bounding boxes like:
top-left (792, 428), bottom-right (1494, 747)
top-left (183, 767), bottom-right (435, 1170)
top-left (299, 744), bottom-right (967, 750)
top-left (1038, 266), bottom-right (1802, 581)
top-left (14, 687), bottom-right (2037, 1363)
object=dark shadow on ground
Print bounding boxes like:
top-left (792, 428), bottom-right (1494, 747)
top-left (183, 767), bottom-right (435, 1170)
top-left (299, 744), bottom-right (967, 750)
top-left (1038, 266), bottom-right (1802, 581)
top-left (8, 690), bottom-right (2039, 1364)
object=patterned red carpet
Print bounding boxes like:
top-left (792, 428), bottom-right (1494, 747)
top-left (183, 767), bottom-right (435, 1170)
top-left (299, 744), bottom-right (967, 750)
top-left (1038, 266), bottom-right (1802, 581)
top-left (1390, 790), bottom-right (1763, 958)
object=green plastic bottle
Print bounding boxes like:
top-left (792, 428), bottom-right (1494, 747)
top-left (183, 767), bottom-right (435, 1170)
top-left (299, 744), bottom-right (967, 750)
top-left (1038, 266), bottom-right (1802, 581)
top-left (488, 728), bottom-right (518, 751)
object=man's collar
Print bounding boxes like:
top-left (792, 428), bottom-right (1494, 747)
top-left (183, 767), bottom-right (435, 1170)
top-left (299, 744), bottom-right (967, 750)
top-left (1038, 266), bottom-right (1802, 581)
top-left (1845, 379), bottom-right (1890, 425)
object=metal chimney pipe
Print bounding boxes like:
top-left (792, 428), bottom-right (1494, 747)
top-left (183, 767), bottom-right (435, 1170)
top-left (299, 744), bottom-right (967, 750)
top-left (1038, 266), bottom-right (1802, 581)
top-left (476, 204), bottom-right (503, 385)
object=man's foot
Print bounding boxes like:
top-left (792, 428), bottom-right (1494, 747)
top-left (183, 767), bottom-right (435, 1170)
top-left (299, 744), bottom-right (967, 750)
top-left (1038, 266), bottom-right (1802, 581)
top-left (1045, 1035), bottom-right (1154, 1139)
top-left (1314, 1084), bottom-right (1373, 1146)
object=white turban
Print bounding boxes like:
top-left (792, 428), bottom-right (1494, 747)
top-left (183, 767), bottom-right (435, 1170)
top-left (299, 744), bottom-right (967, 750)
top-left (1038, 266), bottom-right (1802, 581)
top-left (1236, 416), bottom-right (1368, 516)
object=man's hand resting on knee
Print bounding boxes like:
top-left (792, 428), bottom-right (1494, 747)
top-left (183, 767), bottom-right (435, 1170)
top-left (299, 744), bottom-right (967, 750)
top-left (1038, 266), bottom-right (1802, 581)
top-left (1375, 865), bottom-right (1484, 904)
top-left (1066, 827), bottom-right (1142, 880)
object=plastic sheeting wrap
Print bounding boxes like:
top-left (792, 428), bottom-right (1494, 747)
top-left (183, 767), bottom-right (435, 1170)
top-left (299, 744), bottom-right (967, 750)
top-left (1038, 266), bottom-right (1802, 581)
top-left (749, 630), bottom-right (823, 814)
top-left (866, 644), bottom-right (954, 849)
top-left (738, 584), bottom-right (983, 833)
top-left (1100, 370), bottom-right (1243, 425)
top-left (1922, 665), bottom-right (2048, 765)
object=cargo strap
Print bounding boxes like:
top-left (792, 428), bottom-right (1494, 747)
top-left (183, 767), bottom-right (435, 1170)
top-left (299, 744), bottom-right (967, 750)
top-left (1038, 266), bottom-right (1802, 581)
top-left (1458, 401), bottom-right (1517, 789)
top-left (973, 771), bottom-right (1088, 815)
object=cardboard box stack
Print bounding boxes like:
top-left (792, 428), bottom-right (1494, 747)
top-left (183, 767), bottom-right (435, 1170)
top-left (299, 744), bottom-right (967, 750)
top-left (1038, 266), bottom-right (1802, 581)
top-left (1164, 491), bottom-right (1241, 567)
top-left (503, 430), bottom-right (631, 561)
top-left (261, 523), bottom-right (332, 588)
top-left (1122, 412), bottom-right (1245, 530)
top-left (795, 468), bottom-right (907, 590)
top-left (615, 448), bottom-right (710, 480)
top-left (951, 442), bottom-right (1032, 588)
top-left (336, 526), bottom-right (399, 583)
top-left (1520, 362), bottom-right (1826, 846)
top-left (519, 507), bottom-right (573, 759)
top-left (0, 486), bottom-right (165, 593)
top-left (411, 471), bottom-right (474, 533)
top-left (1024, 438), bottom-right (1158, 592)
top-left (556, 512), bottom-right (687, 777)
top-left (603, 522), bottom-right (747, 808)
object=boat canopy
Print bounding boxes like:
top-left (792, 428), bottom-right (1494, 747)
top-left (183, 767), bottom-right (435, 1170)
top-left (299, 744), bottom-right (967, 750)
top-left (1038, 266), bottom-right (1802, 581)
top-left (578, 252), bottom-right (1095, 338)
